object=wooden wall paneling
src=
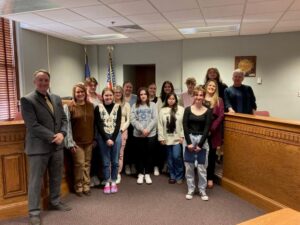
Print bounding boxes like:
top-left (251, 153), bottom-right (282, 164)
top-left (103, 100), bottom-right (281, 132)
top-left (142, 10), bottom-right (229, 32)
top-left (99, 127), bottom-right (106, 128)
top-left (222, 113), bottom-right (300, 212)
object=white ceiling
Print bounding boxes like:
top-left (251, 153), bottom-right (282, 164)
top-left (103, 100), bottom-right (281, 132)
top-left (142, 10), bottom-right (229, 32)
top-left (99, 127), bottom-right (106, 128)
top-left (1, 0), bottom-right (300, 45)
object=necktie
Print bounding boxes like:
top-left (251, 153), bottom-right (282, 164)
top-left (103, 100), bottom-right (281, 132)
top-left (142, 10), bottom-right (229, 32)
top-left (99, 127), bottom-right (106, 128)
top-left (45, 96), bottom-right (54, 113)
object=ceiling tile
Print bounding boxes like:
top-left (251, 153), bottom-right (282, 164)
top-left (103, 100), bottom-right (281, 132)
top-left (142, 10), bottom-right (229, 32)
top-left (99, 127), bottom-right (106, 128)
top-left (183, 32), bottom-right (210, 38)
top-left (163, 9), bottom-right (203, 22)
top-left (206, 16), bottom-right (241, 26)
top-left (108, 0), bottom-right (157, 16)
top-left (281, 10), bottom-right (300, 21)
top-left (202, 4), bottom-right (244, 19)
top-left (70, 5), bottom-right (120, 19)
top-left (240, 22), bottom-right (274, 34)
top-left (140, 23), bottom-right (174, 31)
top-left (197, 0), bottom-right (245, 7)
top-left (149, 0), bottom-right (199, 12)
top-left (127, 13), bottom-right (167, 24)
top-left (35, 22), bottom-right (90, 37)
top-left (243, 12), bottom-right (282, 23)
top-left (172, 20), bottom-right (205, 28)
top-left (158, 35), bottom-right (183, 40)
top-left (35, 9), bottom-right (86, 22)
top-left (245, 0), bottom-right (293, 15)
top-left (63, 20), bottom-right (116, 34)
top-left (124, 31), bottom-right (153, 37)
top-left (94, 16), bottom-right (134, 26)
top-left (290, 0), bottom-right (300, 10)
top-left (150, 29), bottom-right (181, 36)
top-left (50, 0), bottom-right (101, 8)
top-left (100, 0), bottom-right (143, 3)
top-left (5, 13), bottom-right (55, 25)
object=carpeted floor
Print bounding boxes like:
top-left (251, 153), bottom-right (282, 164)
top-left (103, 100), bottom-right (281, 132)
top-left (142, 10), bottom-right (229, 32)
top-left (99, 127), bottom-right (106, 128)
top-left (0, 175), bottom-right (264, 225)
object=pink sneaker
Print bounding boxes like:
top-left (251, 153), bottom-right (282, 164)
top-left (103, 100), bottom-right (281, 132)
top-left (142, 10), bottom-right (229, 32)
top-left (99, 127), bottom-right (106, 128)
top-left (111, 184), bottom-right (118, 193)
top-left (103, 185), bottom-right (111, 194)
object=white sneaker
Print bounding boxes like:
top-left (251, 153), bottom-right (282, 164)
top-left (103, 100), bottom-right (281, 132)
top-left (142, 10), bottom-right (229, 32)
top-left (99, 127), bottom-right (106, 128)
top-left (125, 165), bottom-right (131, 175)
top-left (144, 174), bottom-right (152, 184)
top-left (116, 174), bottom-right (121, 184)
top-left (90, 179), bottom-right (95, 187)
top-left (93, 176), bottom-right (100, 186)
top-left (131, 165), bottom-right (137, 175)
top-left (200, 192), bottom-right (209, 201)
top-left (185, 191), bottom-right (194, 200)
top-left (154, 167), bottom-right (160, 176)
top-left (137, 174), bottom-right (144, 184)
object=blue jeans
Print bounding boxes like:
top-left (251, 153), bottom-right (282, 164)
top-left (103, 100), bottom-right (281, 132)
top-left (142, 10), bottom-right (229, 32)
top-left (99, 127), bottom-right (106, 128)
top-left (166, 144), bottom-right (184, 181)
top-left (99, 132), bottom-right (121, 182)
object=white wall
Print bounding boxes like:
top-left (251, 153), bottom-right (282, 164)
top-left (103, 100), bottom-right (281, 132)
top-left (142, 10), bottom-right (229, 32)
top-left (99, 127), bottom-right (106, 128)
top-left (18, 29), bottom-right (85, 97)
top-left (97, 41), bottom-right (182, 93)
top-left (182, 33), bottom-right (300, 120)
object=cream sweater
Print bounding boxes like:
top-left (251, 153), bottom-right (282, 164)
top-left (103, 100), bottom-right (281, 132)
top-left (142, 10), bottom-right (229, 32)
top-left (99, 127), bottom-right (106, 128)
top-left (158, 105), bottom-right (184, 145)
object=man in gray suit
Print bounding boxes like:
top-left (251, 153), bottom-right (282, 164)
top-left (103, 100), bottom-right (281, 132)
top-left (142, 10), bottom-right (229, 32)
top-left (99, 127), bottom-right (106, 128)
top-left (21, 69), bottom-right (71, 225)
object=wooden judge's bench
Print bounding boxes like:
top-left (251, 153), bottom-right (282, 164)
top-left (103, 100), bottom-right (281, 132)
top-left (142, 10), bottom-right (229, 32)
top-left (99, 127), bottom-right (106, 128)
top-left (0, 113), bottom-right (299, 222)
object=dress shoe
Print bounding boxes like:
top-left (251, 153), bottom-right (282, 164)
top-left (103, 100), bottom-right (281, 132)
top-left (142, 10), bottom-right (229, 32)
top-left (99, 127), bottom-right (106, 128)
top-left (48, 202), bottom-right (72, 211)
top-left (168, 179), bottom-right (176, 184)
top-left (83, 190), bottom-right (91, 196)
top-left (29, 215), bottom-right (41, 225)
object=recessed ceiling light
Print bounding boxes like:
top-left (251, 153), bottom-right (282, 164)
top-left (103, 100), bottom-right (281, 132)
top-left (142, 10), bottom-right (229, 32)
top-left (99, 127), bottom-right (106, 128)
top-left (82, 33), bottom-right (127, 41)
top-left (179, 24), bottom-right (240, 34)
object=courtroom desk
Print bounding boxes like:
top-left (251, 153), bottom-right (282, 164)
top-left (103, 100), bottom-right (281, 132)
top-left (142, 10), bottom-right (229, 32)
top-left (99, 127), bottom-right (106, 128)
top-left (0, 120), bottom-right (70, 220)
top-left (238, 208), bottom-right (300, 225)
top-left (222, 113), bottom-right (300, 212)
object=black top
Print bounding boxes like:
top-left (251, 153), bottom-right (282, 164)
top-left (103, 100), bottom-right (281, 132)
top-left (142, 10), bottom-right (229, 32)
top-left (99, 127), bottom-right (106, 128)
top-left (183, 106), bottom-right (212, 148)
top-left (218, 82), bottom-right (228, 100)
top-left (94, 103), bottom-right (121, 142)
top-left (224, 84), bottom-right (257, 114)
top-left (150, 96), bottom-right (158, 103)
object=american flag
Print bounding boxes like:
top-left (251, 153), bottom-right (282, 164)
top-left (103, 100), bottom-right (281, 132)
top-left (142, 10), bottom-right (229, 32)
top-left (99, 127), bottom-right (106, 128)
top-left (107, 50), bottom-right (116, 89)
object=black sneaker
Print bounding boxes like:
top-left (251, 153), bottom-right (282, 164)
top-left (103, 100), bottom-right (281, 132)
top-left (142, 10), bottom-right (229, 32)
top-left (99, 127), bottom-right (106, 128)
top-left (48, 202), bottom-right (72, 211)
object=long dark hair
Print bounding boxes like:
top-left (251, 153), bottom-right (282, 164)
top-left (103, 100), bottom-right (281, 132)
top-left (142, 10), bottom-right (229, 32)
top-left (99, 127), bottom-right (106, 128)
top-left (136, 87), bottom-right (149, 108)
top-left (163, 93), bottom-right (178, 134)
top-left (205, 67), bottom-right (223, 83)
top-left (160, 81), bottom-right (174, 102)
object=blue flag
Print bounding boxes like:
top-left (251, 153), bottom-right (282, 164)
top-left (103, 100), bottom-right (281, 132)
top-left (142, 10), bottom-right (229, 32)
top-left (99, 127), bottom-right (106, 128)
top-left (84, 50), bottom-right (91, 79)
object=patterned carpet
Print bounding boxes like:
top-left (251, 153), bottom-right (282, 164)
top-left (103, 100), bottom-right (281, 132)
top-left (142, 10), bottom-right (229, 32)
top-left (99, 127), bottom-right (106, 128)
top-left (0, 174), bottom-right (264, 225)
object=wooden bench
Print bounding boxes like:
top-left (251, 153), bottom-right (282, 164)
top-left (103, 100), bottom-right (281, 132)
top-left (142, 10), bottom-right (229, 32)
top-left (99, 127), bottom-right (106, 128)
top-left (238, 208), bottom-right (300, 225)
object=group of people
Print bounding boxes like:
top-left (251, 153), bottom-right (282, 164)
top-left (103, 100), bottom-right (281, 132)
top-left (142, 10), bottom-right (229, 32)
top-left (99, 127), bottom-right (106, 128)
top-left (21, 68), bottom-right (257, 225)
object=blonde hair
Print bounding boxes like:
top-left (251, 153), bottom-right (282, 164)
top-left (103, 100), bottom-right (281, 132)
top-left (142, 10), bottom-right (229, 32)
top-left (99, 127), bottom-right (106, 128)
top-left (113, 85), bottom-right (125, 105)
top-left (204, 79), bottom-right (219, 108)
top-left (192, 86), bottom-right (206, 104)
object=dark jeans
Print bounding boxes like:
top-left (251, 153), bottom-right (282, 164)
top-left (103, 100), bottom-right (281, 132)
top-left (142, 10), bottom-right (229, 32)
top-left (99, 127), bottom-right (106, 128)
top-left (135, 136), bottom-right (156, 174)
top-left (28, 150), bottom-right (63, 216)
top-left (152, 135), bottom-right (166, 170)
top-left (90, 138), bottom-right (102, 179)
top-left (124, 125), bottom-right (136, 167)
top-left (207, 136), bottom-right (216, 181)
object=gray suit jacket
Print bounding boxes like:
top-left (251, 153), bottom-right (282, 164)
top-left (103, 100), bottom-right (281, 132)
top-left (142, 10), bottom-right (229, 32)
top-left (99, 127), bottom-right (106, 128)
top-left (21, 91), bottom-right (67, 155)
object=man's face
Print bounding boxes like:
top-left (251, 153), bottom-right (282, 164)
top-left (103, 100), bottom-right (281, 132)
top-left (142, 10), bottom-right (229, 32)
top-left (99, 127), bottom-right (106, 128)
top-left (232, 72), bottom-right (244, 86)
top-left (34, 72), bottom-right (50, 94)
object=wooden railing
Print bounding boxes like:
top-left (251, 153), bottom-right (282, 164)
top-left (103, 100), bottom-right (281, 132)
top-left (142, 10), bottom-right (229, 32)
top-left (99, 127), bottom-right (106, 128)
top-left (0, 120), bottom-right (70, 220)
top-left (222, 113), bottom-right (300, 212)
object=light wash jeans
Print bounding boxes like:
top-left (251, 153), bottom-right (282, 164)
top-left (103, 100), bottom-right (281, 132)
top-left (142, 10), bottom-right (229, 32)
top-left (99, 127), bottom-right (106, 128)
top-left (184, 134), bottom-right (209, 194)
top-left (99, 132), bottom-right (121, 182)
top-left (166, 144), bottom-right (184, 181)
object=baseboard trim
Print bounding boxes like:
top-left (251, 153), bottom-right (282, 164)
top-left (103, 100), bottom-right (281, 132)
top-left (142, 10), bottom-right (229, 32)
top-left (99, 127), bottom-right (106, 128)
top-left (221, 177), bottom-right (287, 212)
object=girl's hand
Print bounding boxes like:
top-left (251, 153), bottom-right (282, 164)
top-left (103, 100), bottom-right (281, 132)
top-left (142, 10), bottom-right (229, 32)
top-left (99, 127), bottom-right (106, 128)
top-left (187, 144), bottom-right (194, 151)
top-left (194, 146), bottom-right (201, 152)
top-left (160, 140), bottom-right (166, 145)
top-left (142, 129), bottom-right (150, 137)
top-left (106, 139), bottom-right (114, 147)
top-left (179, 137), bottom-right (184, 144)
top-left (70, 145), bottom-right (78, 153)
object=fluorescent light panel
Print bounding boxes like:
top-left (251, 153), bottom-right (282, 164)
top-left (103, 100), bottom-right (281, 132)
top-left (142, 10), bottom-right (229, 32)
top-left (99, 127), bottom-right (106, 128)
top-left (179, 24), bottom-right (240, 34)
top-left (83, 33), bottom-right (127, 41)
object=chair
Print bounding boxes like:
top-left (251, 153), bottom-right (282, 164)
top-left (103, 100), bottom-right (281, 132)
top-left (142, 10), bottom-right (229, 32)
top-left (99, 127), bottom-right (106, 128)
top-left (254, 110), bottom-right (270, 117)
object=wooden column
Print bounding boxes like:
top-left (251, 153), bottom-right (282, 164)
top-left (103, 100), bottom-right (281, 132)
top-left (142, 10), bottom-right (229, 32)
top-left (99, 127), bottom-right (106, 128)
top-left (222, 113), bottom-right (300, 212)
